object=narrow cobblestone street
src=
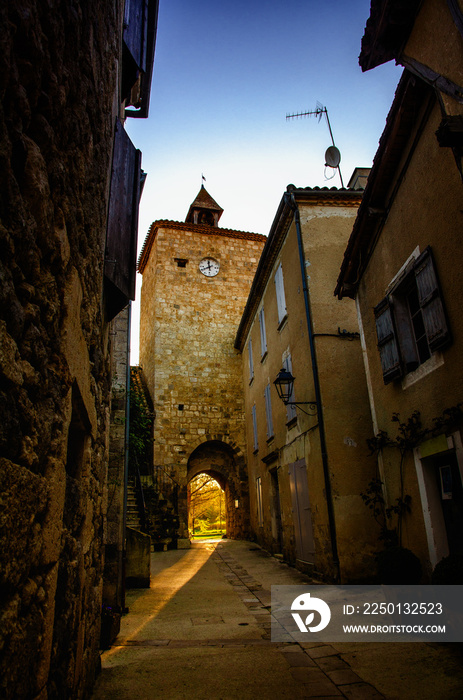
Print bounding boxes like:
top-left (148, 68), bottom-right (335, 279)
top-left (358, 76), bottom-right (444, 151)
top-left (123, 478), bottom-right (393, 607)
top-left (91, 540), bottom-right (463, 699)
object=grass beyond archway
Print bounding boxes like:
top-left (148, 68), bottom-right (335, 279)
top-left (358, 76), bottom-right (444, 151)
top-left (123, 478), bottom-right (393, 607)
top-left (188, 474), bottom-right (226, 540)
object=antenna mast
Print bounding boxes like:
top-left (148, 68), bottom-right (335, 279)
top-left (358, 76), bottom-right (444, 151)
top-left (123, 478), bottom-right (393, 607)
top-left (286, 103), bottom-right (344, 188)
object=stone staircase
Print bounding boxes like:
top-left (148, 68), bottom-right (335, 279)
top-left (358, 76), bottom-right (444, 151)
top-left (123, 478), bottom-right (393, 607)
top-left (125, 474), bottom-right (180, 550)
top-left (126, 479), bottom-right (141, 530)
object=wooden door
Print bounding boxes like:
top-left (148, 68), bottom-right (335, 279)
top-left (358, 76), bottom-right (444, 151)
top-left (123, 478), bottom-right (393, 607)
top-left (289, 459), bottom-right (315, 563)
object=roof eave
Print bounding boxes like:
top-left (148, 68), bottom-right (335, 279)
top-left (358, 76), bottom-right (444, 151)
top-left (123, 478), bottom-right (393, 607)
top-left (334, 70), bottom-right (432, 299)
top-left (137, 220), bottom-right (266, 274)
top-left (235, 187), bottom-right (363, 350)
top-left (359, 0), bottom-right (422, 72)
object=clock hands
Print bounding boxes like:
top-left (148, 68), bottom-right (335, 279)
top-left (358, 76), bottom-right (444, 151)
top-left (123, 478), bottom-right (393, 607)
top-left (199, 258), bottom-right (219, 276)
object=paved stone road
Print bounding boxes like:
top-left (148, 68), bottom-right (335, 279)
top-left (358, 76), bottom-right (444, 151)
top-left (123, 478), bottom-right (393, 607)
top-left (91, 540), bottom-right (463, 699)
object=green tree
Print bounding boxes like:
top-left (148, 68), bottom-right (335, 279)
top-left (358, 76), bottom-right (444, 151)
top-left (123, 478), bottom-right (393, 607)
top-left (188, 474), bottom-right (225, 536)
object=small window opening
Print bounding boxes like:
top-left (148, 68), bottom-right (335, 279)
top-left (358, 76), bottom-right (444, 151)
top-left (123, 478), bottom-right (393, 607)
top-left (178, 404), bottom-right (184, 411)
top-left (66, 382), bottom-right (91, 479)
top-left (175, 258), bottom-right (188, 267)
top-left (406, 284), bottom-right (431, 365)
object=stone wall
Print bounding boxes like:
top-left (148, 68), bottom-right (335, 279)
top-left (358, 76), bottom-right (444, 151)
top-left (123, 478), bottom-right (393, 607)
top-left (103, 306), bottom-right (130, 624)
top-left (0, 2), bottom-right (123, 697)
top-left (187, 440), bottom-right (250, 539)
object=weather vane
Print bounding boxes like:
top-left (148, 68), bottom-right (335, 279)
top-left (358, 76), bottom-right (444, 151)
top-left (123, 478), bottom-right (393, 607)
top-left (286, 102), bottom-right (344, 187)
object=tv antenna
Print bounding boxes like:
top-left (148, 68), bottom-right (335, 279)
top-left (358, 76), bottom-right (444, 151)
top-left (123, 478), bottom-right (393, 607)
top-left (286, 102), bottom-right (344, 188)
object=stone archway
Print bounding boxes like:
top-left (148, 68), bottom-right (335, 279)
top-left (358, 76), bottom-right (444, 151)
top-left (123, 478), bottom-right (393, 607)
top-left (187, 440), bottom-right (249, 539)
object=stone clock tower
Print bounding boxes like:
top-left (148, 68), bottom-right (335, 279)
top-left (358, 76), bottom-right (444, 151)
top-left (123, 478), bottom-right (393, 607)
top-left (138, 187), bottom-right (266, 545)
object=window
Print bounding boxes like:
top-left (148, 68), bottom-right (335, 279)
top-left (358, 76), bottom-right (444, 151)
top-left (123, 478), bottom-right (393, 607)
top-left (264, 383), bottom-right (274, 439)
top-left (283, 354), bottom-right (297, 422)
top-left (259, 307), bottom-right (267, 358)
top-left (374, 247), bottom-right (451, 384)
top-left (248, 339), bottom-right (254, 382)
top-left (274, 263), bottom-right (287, 325)
top-left (256, 477), bottom-right (263, 527)
top-left (251, 404), bottom-right (258, 452)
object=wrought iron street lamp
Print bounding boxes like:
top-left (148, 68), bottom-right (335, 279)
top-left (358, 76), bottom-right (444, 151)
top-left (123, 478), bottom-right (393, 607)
top-left (273, 368), bottom-right (317, 416)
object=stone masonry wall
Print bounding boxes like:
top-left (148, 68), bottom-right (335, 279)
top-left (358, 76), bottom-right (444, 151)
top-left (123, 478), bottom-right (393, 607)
top-left (103, 306), bottom-right (130, 623)
top-left (139, 223), bottom-right (266, 538)
top-left (0, 2), bottom-right (123, 698)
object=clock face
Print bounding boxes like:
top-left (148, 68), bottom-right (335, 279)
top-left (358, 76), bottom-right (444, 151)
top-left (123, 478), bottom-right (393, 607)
top-left (199, 257), bottom-right (220, 277)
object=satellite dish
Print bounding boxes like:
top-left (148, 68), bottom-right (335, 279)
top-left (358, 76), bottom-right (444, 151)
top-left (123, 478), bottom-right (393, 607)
top-left (324, 145), bottom-right (341, 168)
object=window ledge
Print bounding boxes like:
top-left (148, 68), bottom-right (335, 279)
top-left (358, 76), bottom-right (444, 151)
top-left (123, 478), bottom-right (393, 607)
top-left (262, 449), bottom-right (278, 465)
top-left (277, 314), bottom-right (288, 332)
top-left (249, 376), bottom-right (254, 386)
top-left (286, 416), bottom-right (298, 429)
top-left (266, 435), bottom-right (275, 445)
top-left (401, 352), bottom-right (444, 389)
top-left (253, 448), bottom-right (259, 455)
top-left (260, 350), bottom-right (268, 363)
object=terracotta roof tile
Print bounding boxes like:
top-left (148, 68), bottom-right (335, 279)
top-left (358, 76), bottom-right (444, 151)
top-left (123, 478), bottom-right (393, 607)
top-left (188, 186), bottom-right (223, 213)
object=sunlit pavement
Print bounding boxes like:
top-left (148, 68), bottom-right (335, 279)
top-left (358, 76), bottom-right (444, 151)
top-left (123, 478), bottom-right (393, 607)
top-left (91, 540), bottom-right (463, 699)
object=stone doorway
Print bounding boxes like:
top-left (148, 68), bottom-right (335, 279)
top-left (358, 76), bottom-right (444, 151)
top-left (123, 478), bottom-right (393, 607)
top-left (187, 440), bottom-right (250, 540)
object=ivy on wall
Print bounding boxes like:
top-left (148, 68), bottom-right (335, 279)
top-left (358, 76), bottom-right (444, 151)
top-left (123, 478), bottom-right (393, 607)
top-left (128, 373), bottom-right (154, 475)
top-left (362, 404), bottom-right (463, 547)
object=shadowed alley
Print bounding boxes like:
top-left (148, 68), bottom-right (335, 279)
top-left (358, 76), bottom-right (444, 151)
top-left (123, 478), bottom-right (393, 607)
top-left (91, 540), bottom-right (463, 699)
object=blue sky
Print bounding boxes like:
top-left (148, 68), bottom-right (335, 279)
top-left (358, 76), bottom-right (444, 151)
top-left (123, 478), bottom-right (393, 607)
top-left (127, 0), bottom-right (401, 361)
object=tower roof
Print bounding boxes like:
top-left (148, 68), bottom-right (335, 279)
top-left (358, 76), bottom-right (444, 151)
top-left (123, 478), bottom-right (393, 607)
top-left (185, 185), bottom-right (224, 225)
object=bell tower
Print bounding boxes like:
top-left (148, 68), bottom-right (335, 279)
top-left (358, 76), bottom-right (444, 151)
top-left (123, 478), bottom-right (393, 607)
top-left (138, 188), bottom-right (266, 546)
top-left (185, 185), bottom-right (224, 227)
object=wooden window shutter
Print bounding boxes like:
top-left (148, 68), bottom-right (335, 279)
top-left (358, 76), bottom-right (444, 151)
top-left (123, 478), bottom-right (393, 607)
top-left (374, 297), bottom-right (402, 384)
top-left (390, 293), bottom-right (420, 373)
top-left (264, 384), bottom-right (274, 438)
top-left (274, 264), bottom-right (287, 324)
top-left (256, 477), bottom-right (263, 526)
top-left (123, 0), bottom-right (158, 117)
top-left (248, 339), bottom-right (254, 381)
top-left (105, 119), bottom-right (141, 320)
top-left (252, 405), bottom-right (258, 451)
top-left (123, 0), bottom-right (148, 73)
top-left (259, 308), bottom-right (267, 356)
top-left (414, 247), bottom-right (451, 352)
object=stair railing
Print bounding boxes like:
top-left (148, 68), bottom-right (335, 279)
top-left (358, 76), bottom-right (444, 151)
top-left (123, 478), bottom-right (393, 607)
top-left (134, 461), bottom-right (149, 535)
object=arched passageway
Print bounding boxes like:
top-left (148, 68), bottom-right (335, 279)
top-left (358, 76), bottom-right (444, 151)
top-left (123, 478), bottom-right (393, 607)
top-left (187, 440), bottom-right (250, 539)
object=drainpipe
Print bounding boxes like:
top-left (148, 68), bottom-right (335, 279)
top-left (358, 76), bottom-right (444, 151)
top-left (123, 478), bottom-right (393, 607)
top-left (122, 300), bottom-right (132, 610)
top-left (288, 193), bottom-right (340, 582)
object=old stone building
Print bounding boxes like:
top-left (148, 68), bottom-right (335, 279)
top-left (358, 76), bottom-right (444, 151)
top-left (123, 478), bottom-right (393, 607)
top-left (235, 174), bottom-right (376, 582)
top-left (335, 0), bottom-right (463, 580)
top-left (138, 187), bottom-right (266, 543)
top-left (0, 1), bottom-right (157, 698)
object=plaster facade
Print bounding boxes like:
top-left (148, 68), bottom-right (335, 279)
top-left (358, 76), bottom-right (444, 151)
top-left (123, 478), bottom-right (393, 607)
top-left (236, 184), bottom-right (376, 582)
top-left (336, 0), bottom-right (463, 578)
top-left (138, 192), bottom-right (266, 541)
